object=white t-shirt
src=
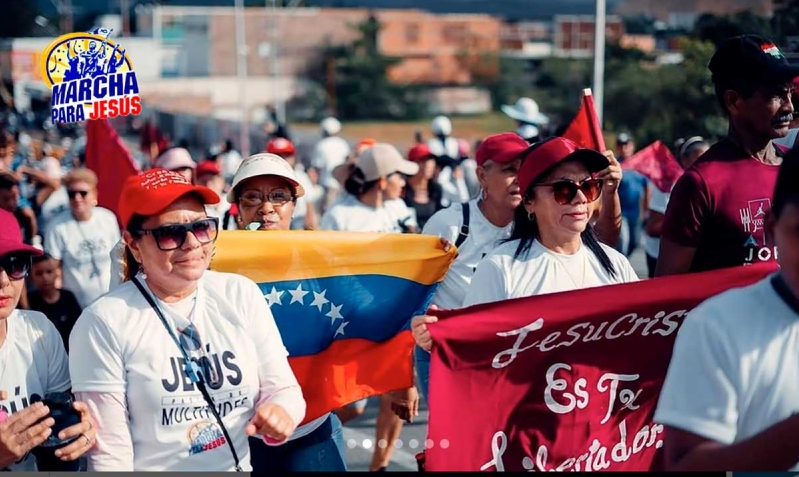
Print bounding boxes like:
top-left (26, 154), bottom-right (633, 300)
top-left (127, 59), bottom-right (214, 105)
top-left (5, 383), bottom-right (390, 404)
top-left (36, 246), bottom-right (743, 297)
top-left (38, 187), bottom-right (70, 237)
top-left (464, 239), bottom-right (639, 307)
top-left (644, 182), bottom-right (671, 259)
top-left (654, 275), bottom-right (799, 469)
top-left (320, 195), bottom-right (400, 233)
top-left (311, 136), bottom-right (351, 190)
top-left (385, 198), bottom-right (418, 232)
top-left (221, 150), bottom-right (243, 183)
top-left (45, 207), bottom-right (121, 308)
top-left (68, 271), bottom-right (305, 471)
top-left (421, 199), bottom-right (512, 310)
top-left (290, 166), bottom-right (316, 229)
top-left (0, 310), bottom-right (71, 471)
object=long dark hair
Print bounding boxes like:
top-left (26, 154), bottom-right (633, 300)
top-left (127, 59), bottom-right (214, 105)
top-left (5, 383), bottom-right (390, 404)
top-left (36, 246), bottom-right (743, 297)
top-left (344, 164), bottom-right (380, 197)
top-left (505, 179), bottom-right (617, 279)
top-left (123, 214), bottom-right (146, 282)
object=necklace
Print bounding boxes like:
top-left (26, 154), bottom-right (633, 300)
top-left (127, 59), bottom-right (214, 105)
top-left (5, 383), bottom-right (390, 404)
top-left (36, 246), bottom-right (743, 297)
top-left (727, 137), bottom-right (782, 166)
top-left (547, 246), bottom-right (587, 289)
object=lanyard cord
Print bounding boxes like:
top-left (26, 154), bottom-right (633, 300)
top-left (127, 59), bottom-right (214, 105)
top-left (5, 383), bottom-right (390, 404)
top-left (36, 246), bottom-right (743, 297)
top-left (132, 277), bottom-right (243, 472)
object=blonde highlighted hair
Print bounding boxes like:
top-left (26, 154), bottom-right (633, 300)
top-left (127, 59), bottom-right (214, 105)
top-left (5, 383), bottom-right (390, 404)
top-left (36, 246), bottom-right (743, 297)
top-left (63, 168), bottom-right (99, 189)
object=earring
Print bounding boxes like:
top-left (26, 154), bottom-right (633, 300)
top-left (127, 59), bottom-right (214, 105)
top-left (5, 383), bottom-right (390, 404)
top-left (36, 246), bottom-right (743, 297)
top-left (481, 189), bottom-right (488, 201)
top-left (527, 212), bottom-right (535, 221)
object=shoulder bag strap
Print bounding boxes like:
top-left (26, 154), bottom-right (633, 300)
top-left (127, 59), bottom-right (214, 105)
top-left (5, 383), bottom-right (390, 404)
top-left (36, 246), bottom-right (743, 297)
top-left (131, 277), bottom-right (243, 472)
top-left (454, 202), bottom-right (470, 248)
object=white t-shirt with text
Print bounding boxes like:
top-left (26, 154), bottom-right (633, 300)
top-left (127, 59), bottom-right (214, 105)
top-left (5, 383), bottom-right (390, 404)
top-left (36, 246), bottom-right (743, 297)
top-left (421, 199), bottom-right (512, 310)
top-left (464, 239), bottom-right (639, 307)
top-left (0, 310), bottom-right (71, 471)
top-left (654, 275), bottom-right (799, 470)
top-left (68, 271), bottom-right (305, 471)
top-left (45, 208), bottom-right (121, 308)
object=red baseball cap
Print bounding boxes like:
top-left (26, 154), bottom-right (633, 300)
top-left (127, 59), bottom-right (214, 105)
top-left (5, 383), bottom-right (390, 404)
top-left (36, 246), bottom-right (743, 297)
top-left (408, 143), bottom-right (434, 162)
top-left (118, 168), bottom-right (220, 229)
top-left (266, 137), bottom-right (295, 156)
top-left (517, 137), bottom-right (609, 195)
top-left (0, 209), bottom-right (42, 258)
top-left (475, 132), bottom-right (531, 166)
top-left (196, 160), bottom-right (221, 177)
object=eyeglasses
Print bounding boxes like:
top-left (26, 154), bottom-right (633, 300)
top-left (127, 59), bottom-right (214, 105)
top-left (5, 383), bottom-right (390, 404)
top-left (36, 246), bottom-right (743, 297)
top-left (535, 178), bottom-right (603, 205)
top-left (0, 253), bottom-right (32, 281)
top-left (67, 190), bottom-right (89, 199)
top-left (239, 189), bottom-right (294, 208)
top-left (139, 217), bottom-right (219, 251)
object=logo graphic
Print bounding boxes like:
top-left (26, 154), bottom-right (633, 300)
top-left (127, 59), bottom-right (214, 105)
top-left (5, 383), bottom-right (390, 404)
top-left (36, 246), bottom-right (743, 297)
top-left (761, 43), bottom-right (785, 59)
top-left (187, 421), bottom-right (226, 456)
top-left (40, 28), bottom-right (141, 125)
top-left (739, 198), bottom-right (771, 233)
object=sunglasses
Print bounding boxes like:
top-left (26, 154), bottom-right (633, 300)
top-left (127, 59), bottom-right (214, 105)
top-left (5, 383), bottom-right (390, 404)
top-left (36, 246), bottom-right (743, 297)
top-left (536, 178), bottom-right (603, 205)
top-left (67, 190), bottom-right (90, 199)
top-left (139, 217), bottom-right (219, 251)
top-left (0, 253), bottom-right (32, 280)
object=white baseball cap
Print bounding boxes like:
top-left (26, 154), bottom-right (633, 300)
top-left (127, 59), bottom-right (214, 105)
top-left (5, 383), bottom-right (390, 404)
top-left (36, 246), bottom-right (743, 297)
top-left (356, 143), bottom-right (419, 181)
top-left (227, 153), bottom-right (305, 203)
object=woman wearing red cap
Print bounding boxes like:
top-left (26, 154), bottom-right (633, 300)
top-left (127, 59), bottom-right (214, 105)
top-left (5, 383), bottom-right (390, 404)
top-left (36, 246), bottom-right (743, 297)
top-left (404, 143), bottom-right (445, 229)
top-left (0, 209), bottom-right (96, 472)
top-left (68, 168), bottom-right (305, 471)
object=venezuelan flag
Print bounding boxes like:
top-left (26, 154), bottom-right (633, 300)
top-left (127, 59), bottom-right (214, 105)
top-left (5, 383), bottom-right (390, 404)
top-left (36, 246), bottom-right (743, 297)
top-left (210, 230), bottom-right (456, 425)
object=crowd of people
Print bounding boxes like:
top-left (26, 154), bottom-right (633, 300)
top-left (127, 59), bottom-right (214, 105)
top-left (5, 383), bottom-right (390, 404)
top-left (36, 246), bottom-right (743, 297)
top-left (0, 32), bottom-right (798, 472)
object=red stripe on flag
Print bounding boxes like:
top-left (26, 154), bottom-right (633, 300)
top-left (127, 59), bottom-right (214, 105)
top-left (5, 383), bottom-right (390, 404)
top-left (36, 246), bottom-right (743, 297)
top-left (84, 119), bottom-right (141, 225)
top-left (288, 330), bottom-right (415, 425)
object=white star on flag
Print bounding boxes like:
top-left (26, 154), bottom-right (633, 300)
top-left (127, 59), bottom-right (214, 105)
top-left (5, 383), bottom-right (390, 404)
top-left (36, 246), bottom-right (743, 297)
top-left (335, 321), bottom-right (349, 337)
top-left (264, 287), bottom-right (284, 307)
top-left (326, 303), bottom-right (343, 324)
top-left (311, 290), bottom-right (329, 311)
top-left (288, 284), bottom-right (309, 305)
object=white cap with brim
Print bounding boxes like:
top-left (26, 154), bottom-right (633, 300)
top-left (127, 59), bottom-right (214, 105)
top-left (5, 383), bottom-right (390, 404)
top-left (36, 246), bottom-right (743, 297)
top-left (356, 143), bottom-right (419, 181)
top-left (501, 97), bottom-right (550, 125)
top-left (227, 153), bottom-right (305, 203)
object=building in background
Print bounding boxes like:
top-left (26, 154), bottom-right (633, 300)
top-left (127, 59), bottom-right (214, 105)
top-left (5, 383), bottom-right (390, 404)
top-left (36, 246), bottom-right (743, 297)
top-left (552, 15), bottom-right (625, 58)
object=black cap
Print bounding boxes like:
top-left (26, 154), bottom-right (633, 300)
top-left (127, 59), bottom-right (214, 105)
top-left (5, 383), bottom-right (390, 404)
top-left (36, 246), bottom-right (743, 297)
top-left (709, 34), bottom-right (799, 85)
top-left (617, 133), bottom-right (631, 145)
top-left (773, 150), bottom-right (799, 218)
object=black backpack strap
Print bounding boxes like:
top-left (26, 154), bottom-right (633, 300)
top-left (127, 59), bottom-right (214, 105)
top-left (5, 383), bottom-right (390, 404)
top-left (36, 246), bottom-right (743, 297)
top-left (223, 209), bottom-right (232, 230)
top-left (454, 202), bottom-right (470, 248)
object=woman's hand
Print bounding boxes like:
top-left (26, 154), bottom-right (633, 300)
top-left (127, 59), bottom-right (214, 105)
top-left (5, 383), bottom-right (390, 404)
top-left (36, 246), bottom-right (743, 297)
top-left (0, 399), bottom-right (54, 469)
top-left (594, 150), bottom-right (623, 195)
top-left (246, 403), bottom-right (296, 444)
top-left (390, 387), bottom-right (420, 423)
top-left (53, 401), bottom-right (97, 462)
top-left (412, 306), bottom-right (440, 352)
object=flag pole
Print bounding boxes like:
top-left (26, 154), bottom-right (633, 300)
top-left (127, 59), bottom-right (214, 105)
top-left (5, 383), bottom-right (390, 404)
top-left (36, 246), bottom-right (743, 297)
top-left (592, 0), bottom-right (606, 126)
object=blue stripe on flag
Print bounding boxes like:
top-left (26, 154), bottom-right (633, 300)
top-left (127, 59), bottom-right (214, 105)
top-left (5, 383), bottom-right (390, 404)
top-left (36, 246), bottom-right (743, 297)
top-left (257, 274), bottom-right (437, 357)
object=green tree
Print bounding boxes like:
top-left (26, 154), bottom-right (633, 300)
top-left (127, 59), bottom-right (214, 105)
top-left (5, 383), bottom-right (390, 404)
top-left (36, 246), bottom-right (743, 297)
top-left (772, 0), bottom-right (799, 44)
top-left (307, 15), bottom-right (426, 121)
top-left (693, 10), bottom-right (774, 46)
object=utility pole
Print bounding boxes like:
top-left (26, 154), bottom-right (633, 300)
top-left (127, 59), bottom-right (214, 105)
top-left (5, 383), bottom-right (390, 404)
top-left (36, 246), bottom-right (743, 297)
top-left (120, 0), bottom-right (131, 35)
top-left (592, 0), bottom-right (606, 125)
top-left (235, 0), bottom-right (250, 156)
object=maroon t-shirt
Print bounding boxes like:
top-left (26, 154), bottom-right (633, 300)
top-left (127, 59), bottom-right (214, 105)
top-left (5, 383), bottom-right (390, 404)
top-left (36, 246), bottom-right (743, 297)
top-left (662, 139), bottom-right (784, 273)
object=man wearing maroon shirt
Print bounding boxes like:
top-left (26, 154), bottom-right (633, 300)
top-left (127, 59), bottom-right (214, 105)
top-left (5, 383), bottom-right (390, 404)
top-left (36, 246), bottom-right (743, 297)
top-left (656, 34), bottom-right (798, 276)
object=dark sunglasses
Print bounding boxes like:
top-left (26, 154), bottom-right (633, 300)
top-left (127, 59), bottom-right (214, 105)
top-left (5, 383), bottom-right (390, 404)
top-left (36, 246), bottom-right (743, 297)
top-left (139, 217), bottom-right (219, 251)
top-left (67, 189), bottom-right (90, 199)
top-left (0, 253), bottom-right (32, 280)
top-left (536, 178), bottom-right (603, 205)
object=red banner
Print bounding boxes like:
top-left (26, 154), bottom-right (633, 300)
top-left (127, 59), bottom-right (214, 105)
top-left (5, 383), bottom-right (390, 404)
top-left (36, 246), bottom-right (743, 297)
top-left (562, 89), bottom-right (606, 152)
top-left (425, 263), bottom-right (777, 471)
top-left (622, 141), bottom-right (684, 193)
top-left (84, 119), bottom-right (141, 224)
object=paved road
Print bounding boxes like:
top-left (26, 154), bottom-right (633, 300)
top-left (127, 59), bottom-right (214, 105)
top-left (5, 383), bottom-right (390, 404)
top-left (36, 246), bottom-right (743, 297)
top-left (342, 246), bottom-right (650, 471)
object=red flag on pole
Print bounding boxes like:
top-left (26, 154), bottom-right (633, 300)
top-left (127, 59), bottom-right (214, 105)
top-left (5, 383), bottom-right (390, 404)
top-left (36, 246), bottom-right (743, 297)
top-left (84, 119), bottom-right (141, 224)
top-left (562, 89), bottom-right (606, 152)
top-left (621, 141), bottom-right (683, 193)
